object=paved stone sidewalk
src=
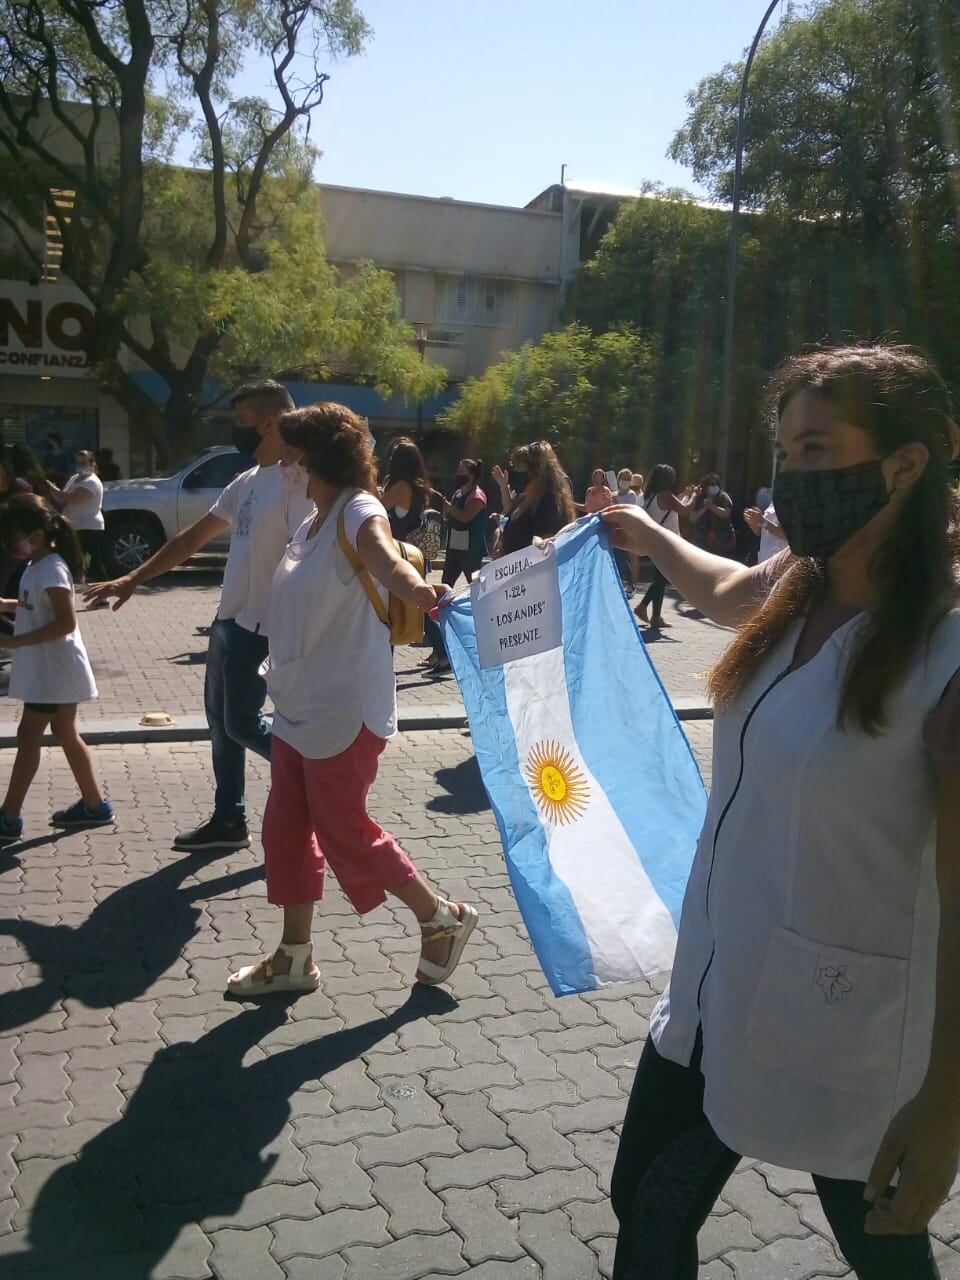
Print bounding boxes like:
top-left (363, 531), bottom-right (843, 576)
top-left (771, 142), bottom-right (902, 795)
top-left (0, 728), bottom-right (956, 1279)
top-left (0, 565), bottom-right (730, 726)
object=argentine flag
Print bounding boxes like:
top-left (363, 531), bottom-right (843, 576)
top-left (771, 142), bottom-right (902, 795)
top-left (441, 516), bottom-right (706, 996)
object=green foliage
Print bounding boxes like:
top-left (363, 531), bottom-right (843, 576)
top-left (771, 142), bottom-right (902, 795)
top-left (671, 0), bottom-right (960, 237)
top-left (0, 1), bottom-right (442, 462)
top-left (439, 324), bottom-right (657, 485)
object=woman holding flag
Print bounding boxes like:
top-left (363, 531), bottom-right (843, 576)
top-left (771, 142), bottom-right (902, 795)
top-left (602, 345), bottom-right (960, 1279)
top-left (227, 403), bottom-right (478, 997)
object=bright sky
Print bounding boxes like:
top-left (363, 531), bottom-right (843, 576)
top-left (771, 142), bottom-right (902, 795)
top-left (235, 0), bottom-right (797, 208)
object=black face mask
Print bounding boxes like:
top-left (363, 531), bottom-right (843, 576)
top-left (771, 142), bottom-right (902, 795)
top-left (772, 459), bottom-right (890, 561)
top-left (509, 469), bottom-right (530, 491)
top-left (455, 473), bottom-right (470, 487)
top-left (232, 424), bottom-right (261, 457)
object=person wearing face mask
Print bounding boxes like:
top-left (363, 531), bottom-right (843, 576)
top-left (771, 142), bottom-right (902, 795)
top-left (227, 403), bottom-right (477, 996)
top-left (491, 441), bottom-right (576, 558)
top-left (86, 380), bottom-right (314, 853)
top-left (0, 496), bottom-right (111, 846)
top-left (420, 459), bottom-right (489, 674)
top-left (579, 468), bottom-right (615, 516)
top-left (47, 451), bottom-right (106, 580)
top-left (687, 472), bottom-right (737, 557)
top-left (601, 344), bottom-right (960, 1279)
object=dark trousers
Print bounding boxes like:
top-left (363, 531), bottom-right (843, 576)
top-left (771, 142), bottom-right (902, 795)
top-left (426, 550), bottom-right (484, 658)
top-left (640, 566), bottom-right (668, 618)
top-left (611, 1035), bottom-right (940, 1280)
top-left (78, 529), bottom-right (106, 581)
top-left (204, 618), bottom-right (271, 823)
top-left (614, 547), bottom-right (634, 589)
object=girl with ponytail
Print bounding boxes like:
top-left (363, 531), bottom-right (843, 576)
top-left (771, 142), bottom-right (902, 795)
top-left (0, 495), bottom-right (112, 846)
top-left (602, 344), bottom-right (960, 1278)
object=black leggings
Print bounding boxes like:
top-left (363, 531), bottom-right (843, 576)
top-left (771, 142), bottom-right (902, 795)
top-left (442, 549), bottom-right (483, 590)
top-left (611, 1035), bottom-right (940, 1280)
top-left (640, 566), bottom-right (668, 617)
top-left (78, 529), bottom-right (106, 581)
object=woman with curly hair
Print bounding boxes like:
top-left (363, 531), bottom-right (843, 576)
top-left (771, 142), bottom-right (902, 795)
top-left (227, 403), bottom-right (478, 997)
top-left (491, 439), bottom-right (576, 557)
top-left (603, 345), bottom-right (960, 1279)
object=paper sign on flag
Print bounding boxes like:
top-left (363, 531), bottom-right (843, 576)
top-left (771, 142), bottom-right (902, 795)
top-left (441, 516), bottom-right (706, 996)
top-left (472, 543), bottom-right (562, 668)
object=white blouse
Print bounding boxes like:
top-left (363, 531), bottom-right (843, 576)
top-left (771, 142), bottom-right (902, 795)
top-left (266, 491), bottom-right (396, 759)
top-left (652, 608), bottom-right (960, 1180)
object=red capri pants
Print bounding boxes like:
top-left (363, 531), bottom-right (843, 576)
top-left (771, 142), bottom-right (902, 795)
top-left (263, 726), bottom-right (418, 912)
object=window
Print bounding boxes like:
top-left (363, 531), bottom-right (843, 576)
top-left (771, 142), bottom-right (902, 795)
top-left (184, 451), bottom-right (250, 490)
top-left (434, 276), bottom-right (515, 327)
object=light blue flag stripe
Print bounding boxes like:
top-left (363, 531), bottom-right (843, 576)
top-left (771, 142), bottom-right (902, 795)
top-left (442, 516), bottom-right (706, 996)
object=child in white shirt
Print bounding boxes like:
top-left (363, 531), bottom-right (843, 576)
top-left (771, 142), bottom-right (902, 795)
top-left (0, 496), bottom-right (111, 847)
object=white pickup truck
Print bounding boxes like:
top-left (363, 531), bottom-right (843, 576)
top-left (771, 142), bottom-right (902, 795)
top-left (100, 445), bottom-right (253, 575)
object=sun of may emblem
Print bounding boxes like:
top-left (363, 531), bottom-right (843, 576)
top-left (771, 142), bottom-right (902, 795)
top-left (525, 742), bottom-right (590, 825)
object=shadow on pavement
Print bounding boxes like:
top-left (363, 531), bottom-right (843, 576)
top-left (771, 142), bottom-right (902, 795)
top-left (0, 853), bottom-right (263, 1034)
top-left (167, 651), bottom-right (207, 666)
top-left (428, 756), bottom-right (489, 815)
top-left (2, 987), bottom-right (456, 1278)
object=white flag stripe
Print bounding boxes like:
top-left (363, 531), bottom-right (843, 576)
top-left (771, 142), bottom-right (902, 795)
top-left (503, 646), bottom-right (678, 984)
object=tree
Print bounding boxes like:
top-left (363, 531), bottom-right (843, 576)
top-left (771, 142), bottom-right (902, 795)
top-left (564, 194), bottom-right (732, 476)
top-left (0, 2), bottom-right (444, 463)
top-left (670, 0), bottom-right (960, 245)
top-left (438, 324), bottom-right (658, 488)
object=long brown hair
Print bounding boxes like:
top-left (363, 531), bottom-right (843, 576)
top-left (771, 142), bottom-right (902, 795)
top-left (708, 344), bottom-right (960, 734)
top-left (511, 440), bottom-right (576, 527)
top-left (0, 494), bottom-right (86, 582)
top-left (384, 436), bottom-right (431, 501)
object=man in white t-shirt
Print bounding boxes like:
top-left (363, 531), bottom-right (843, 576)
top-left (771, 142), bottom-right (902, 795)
top-left (86, 380), bottom-right (314, 851)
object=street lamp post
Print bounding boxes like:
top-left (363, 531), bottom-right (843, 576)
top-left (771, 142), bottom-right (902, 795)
top-left (717, 0), bottom-right (781, 483)
top-left (414, 321), bottom-right (429, 438)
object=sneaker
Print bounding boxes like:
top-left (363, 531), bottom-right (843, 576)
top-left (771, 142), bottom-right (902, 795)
top-left (173, 817), bottom-right (251, 852)
top-left (51, 799), bottom-right (114, 828)
top-left (0, 813), bottom-right (22, 847)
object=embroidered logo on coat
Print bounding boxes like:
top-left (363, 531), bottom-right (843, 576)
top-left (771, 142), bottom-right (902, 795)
top-left (816, 963), bottom-right (853, 1004)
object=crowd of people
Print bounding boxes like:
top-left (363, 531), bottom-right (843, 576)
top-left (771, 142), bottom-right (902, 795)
top-left (0, 342), bottom-right (956, 1275)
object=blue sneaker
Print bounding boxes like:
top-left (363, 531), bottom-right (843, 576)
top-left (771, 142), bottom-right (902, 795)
top-left (0, 814), bottom-right (22, 847)
top-left (50, 800), bottom-right (114, 829)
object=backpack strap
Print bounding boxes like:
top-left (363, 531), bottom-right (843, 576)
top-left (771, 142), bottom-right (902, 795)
top-left (337, 509), bottom-right (390, 628)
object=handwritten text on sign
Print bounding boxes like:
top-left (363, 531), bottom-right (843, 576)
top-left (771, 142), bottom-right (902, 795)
top-left (472, 542), bottom-right (562, 668)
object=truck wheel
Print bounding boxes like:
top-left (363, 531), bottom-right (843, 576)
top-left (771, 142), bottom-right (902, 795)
top-left (103, 519), bottom-right (164, 576)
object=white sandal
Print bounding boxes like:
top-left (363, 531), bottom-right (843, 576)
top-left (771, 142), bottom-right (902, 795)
top-left (416, 898), bottom-right (478, 986)
top-left (227, 942), bottom-right (320, 997)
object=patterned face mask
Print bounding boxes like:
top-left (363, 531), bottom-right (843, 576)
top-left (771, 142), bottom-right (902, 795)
top-left (772, 459), bottom-right (890, 561)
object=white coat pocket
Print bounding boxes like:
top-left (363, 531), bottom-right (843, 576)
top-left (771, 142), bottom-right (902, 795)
top-left (746, 928), bottom-right (908, 1095)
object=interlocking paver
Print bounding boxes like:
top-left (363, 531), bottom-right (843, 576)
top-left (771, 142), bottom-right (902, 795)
top-left (518, 1208), bottom-right (601, 1280)
top-left (495, 1168), bottom-right (604, 1215)
top-left (368, 1161), bottom-right (448, 1236)
top-left (202, 1181), bottom-right (319, 1230)
top-left (356, 1123), bottom-right (460, 1168)
top-left (208, 1225), bottom-right (286, 1280)
top-left (281, 1256), bottom-right (347, 1280)
top-left (424, 1146), bottom-right (530, 1192)
top-left (441, 1185), bottom-right (526, 1264)
top-left (270, 1206), bottom-right (390, 1261)
top-left (496, 1035), bottom-right (562, 1083)
top-left (438, 1091), bottom-right (512, 1152)
top-left (725, 1234), bottom-right (849, 1279)
top-left (378, 1073), bottom-right (446, 1129)
top-left (504, 1113), bottom-right (580, 1172)
top-left (343, 1231), bottom-right (467, 1279)
top-left (721, 1167), bottom-right (811, 1243)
